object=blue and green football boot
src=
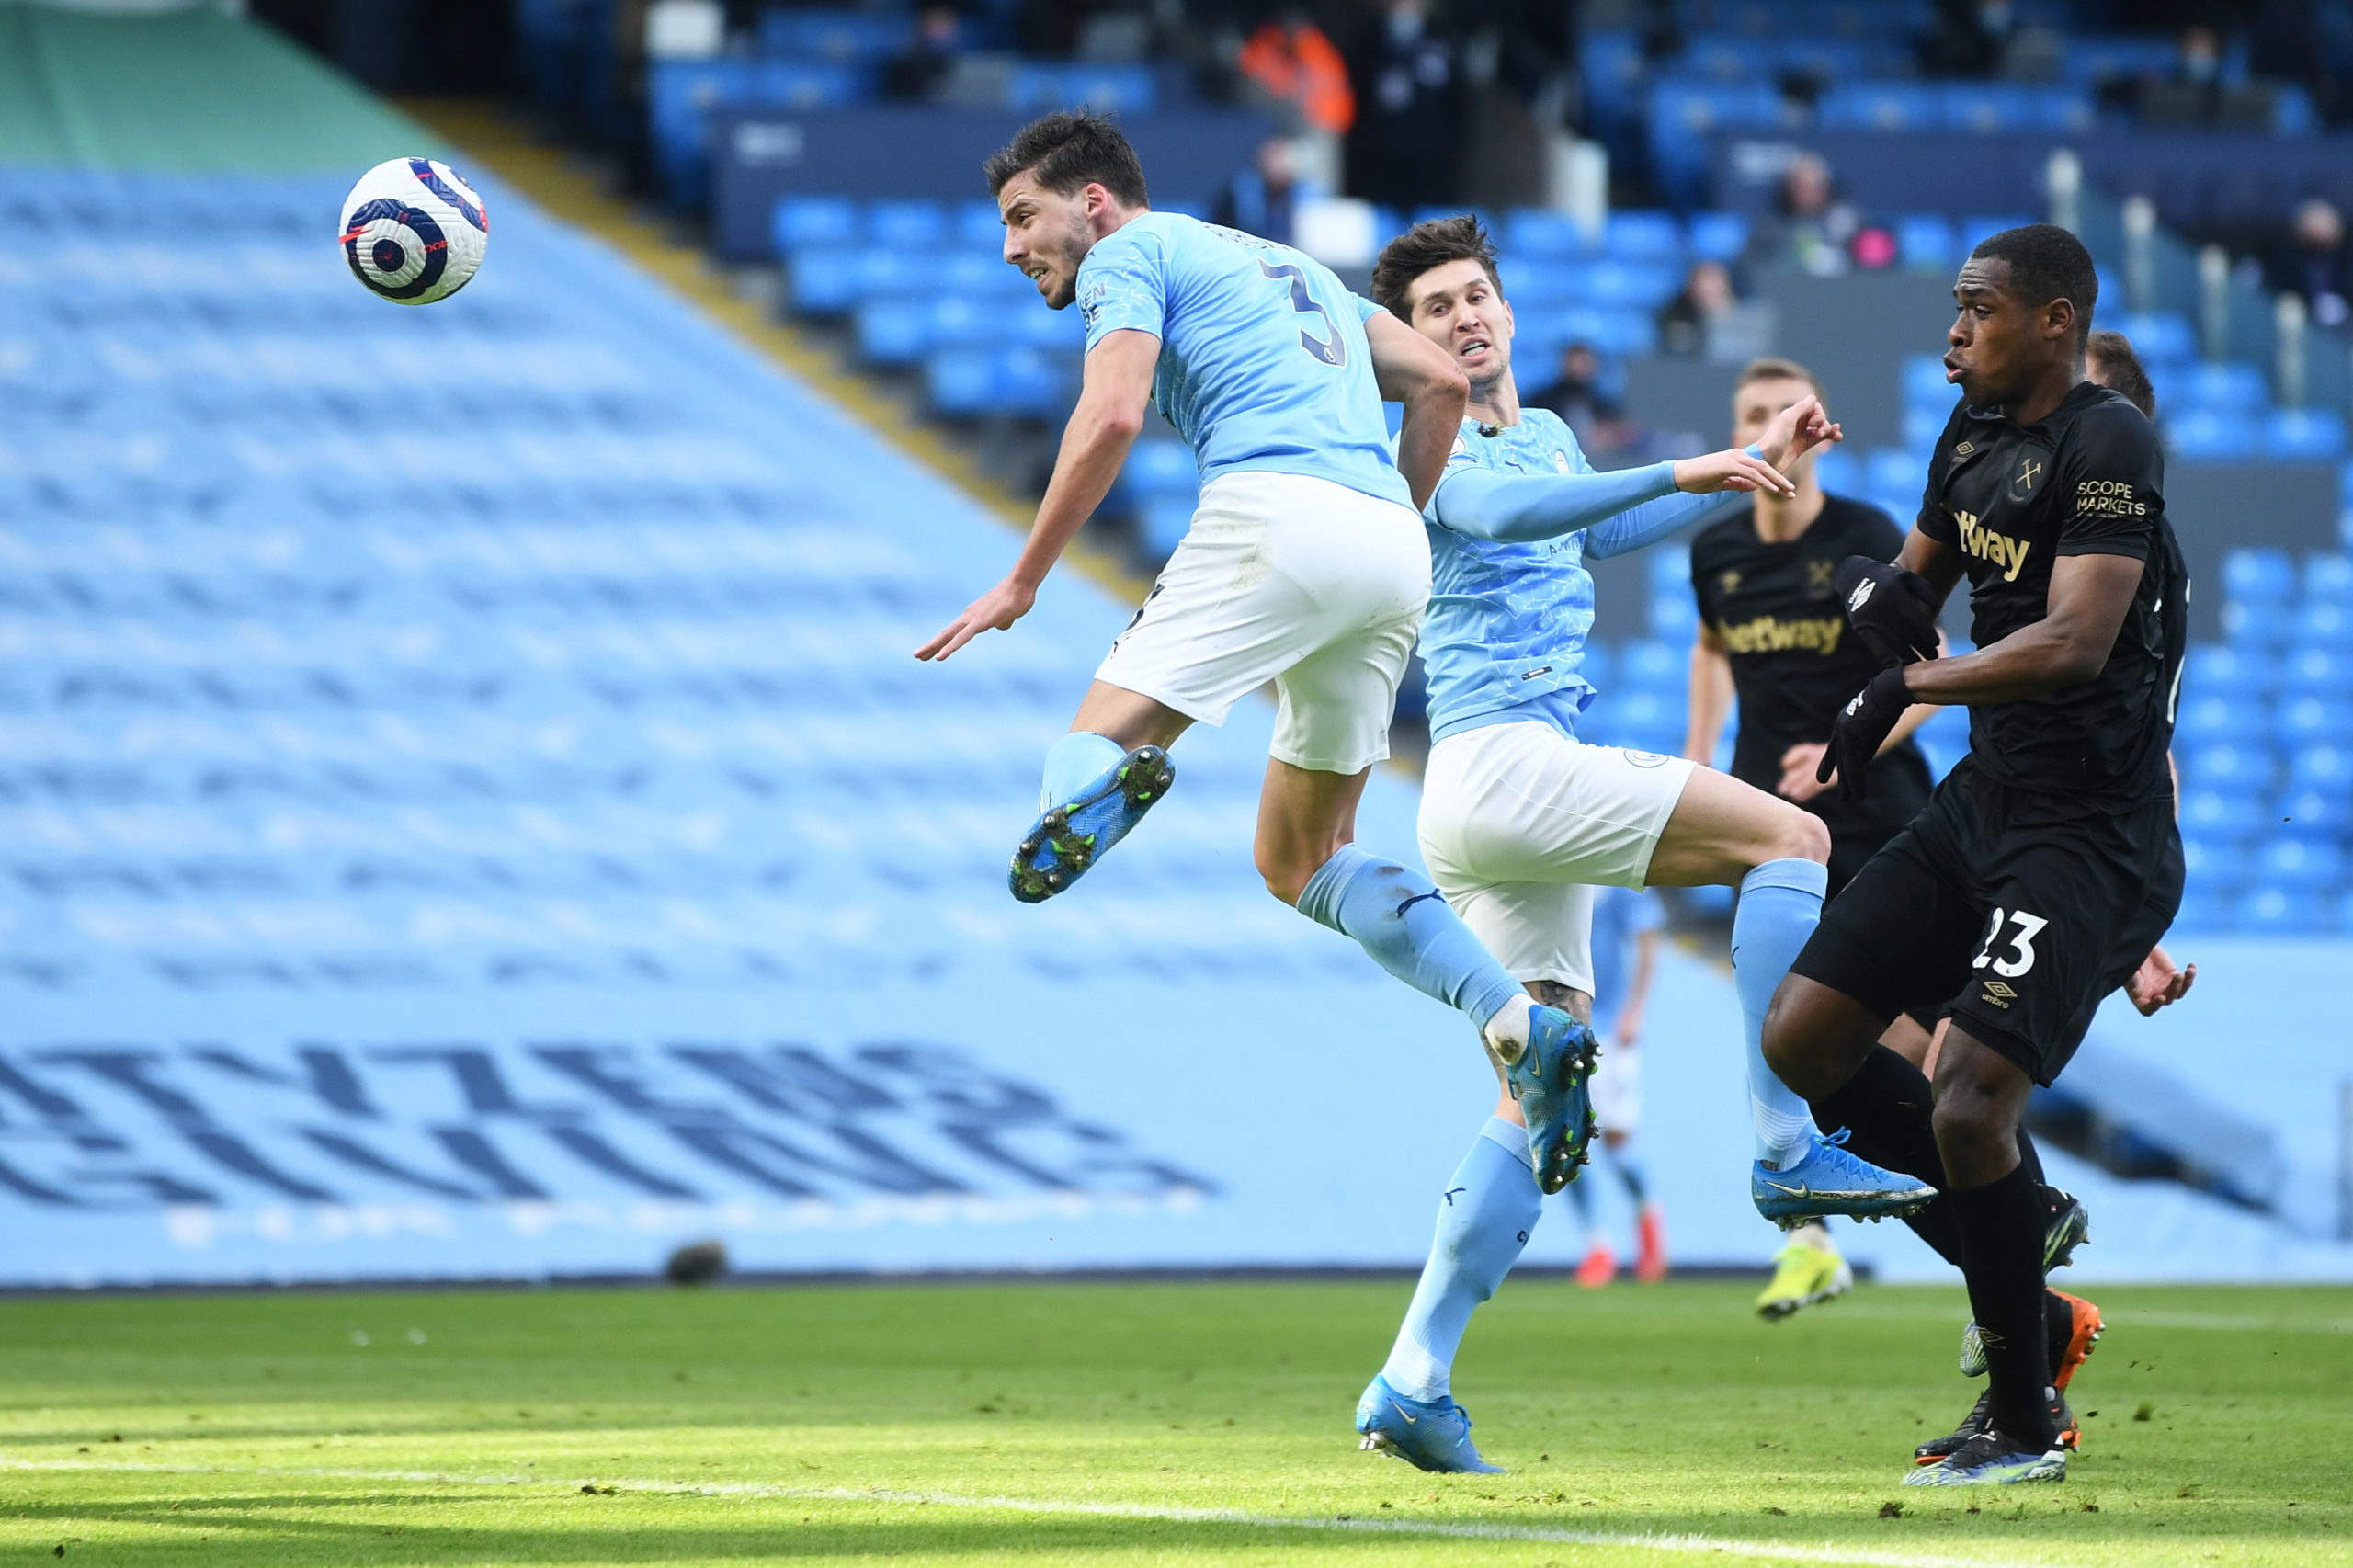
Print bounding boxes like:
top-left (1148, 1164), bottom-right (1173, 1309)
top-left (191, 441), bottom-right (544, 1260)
top-left (1503, 1006), bottom-right (1599, 1195)
top-left (1354, 1375), bottom-right (1505, 1474)
top-left (1009, 744), bottom-right (1175, 903)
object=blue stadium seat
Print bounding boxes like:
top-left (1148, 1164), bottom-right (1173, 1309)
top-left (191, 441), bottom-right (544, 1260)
top-left (2171, 361), bottom-right (2270, 415)
top-left (2111, 311), bottom-right (2196, 365)
top-left (2169, 887), bottom-right (2237, 932)
top-left (1819, 82), bottom-right (1938, 131)
top-left (1867, 448), bottom-right (1925, 497)
top-left (2289, 742), bottom-right (2353, 793)
top-left (1940, 84), bottom-right (2044, 133)
top-left (1137, 494), bottom-right (1195, 560)
top-left (753, 59), bottom-right (872, 108)
top-left (1604, 210), bottom-right (1684, 262)
top-left (2180, 833), bottom-right (2251, 892)
top-left (2278, 787), bottom-right (2353, 838)
top-left (2185, 642), bottom-right (2279, 699)
top-left (2063, 35), bottom-right (2181, 85)
top-left (2295, 600), bottom-right (2353, 649)
top-left (956, 199), bottom-right (1006, 252)
top-left (1617, 639), bottom-right (1683, 692)
top-left (1896, 213), bottom-right (1956, 272)
top-left (1580, 642), bottom-right (1617, 692)
top-left (2282, 644), bottom-right (2353, 694)
top-left (1591, 687), bottom-right (1683, 753)
top-left (1652, 591), bottom-right (1699, 640)
top-left (1901, 406), bottom-right (1950, 449)
top-left (1812, 446), bottom-right (1859, 495)
top-left (773, 195), bottom-right (859, 254)
top-left (2306, 553), bottom-right (2353, 605)
top-left (1546, 306), bottom-right (1656, 357)
top-left (1648, 82), bottom-right (1790, 204)
top-left (1120, 438), bottom-right (1198, 498)
top-left (1505, 209), bottom-right (1593, 259)
top-left (788, 245), bottom-right (863, 314)
top-left (2239, 886), bottom-right (2330, 935)
top-left (1571, 259), bottom-right (1682, 309)
top-left (2174, 691), bottom-right (2271, 746)
top-left (2257, 835), bottom-right (2346, 891)
top-left (1902, 354), bottom-right (1957, 404)
top-left (2280, 695), bottom-right (2353, 745)
top-left (926, 345), bottom-right (1071, 419)
top-left (2180, 787), bottom-right (2267, 838)
top-left (1959, 213), bottom-right (2037, 254)
top-left (2266, 408), bottom-right (2347, 460)
top-left (758, 8), bottom-right (911, 62)
top-left (2181, 742), bottom-right (2279, 794)
top-left (855, 297), bottom-right (934, 366)
top-left (1011, 63), bottom-right (1157, 115)
top-left (868, 199), bottom-right (949, 251)
top-left (2168, 409), bottom-right (2259, 461)
top-left (1688, 210), bottom-right (1748, 263)
top-left (2224, 547), bottom-right (2298, 603)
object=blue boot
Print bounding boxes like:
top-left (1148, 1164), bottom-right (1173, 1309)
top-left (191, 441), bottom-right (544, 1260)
top-left (1504, 1006), bottom-right (1598, 1195)
top-left (1750, 1129), bottom-right (1938, 1221)
top-left (1008, 745), bottom-right (1175, 903)
top-left (1355, 1374), bottom-right (1505, 1474)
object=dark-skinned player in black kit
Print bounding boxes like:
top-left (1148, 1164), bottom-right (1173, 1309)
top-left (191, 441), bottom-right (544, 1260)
top-left (1762, 224), bottom-right (2188, 1488)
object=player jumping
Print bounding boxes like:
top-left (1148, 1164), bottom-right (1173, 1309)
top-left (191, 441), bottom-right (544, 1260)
top-left (1763, 225), bottom-right (2187, 1488)
top-left (917, 114), bottom-right (1597, 1187)
top-left (1347, 218), bottom-right (1932, 1474)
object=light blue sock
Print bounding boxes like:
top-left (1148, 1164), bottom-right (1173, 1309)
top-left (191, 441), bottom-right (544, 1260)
top-left (1733, 857), bottom-right (1828, 1168)
top-left (1296, 845), bottom-right (1525, 1032)
top-left (1380, 1119), bottom-right (1540, 1403)
top-left (1040, 731), bottom-right (1126, 812)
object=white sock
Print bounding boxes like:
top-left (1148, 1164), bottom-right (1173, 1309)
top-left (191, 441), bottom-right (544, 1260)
top-left (1481, 993), bottom-right (1534, 1059)
top-left (1753, 1096), bottom-right (1814, 1171)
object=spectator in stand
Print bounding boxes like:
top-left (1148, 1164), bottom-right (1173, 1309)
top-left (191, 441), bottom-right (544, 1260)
top-left (1211, 134), bottom-right (1301, 245)
top-left (1344, 0), bottom-right (1465, 210)
top-left (1527, 342), bottom-right (1633, 455)
top-left (1657, 259), bottom-right (1738, 358)
top-left (1917, 0), bottom-right (2011, 78)
top-left (882, 3), bottom-right (962, 101)
top-left (2269, 197), bottom-right (2352, 328)
top-left (1236, 7), bottom-right (1353, 135)
top-left (1742, 153), bottom-right (1859, 278)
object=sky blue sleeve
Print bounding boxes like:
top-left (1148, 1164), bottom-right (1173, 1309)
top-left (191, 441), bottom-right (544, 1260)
top-left (1077, 229), bottom-right (1166, 354)
top-left (1429, 460), bottom-right (1680, 543)
top-left (1580, 444), bottom-right (1772, 559)
top-left (1353, 292), bottom-right (1381, 322)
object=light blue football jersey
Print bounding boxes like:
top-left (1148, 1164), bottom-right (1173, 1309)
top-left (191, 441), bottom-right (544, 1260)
top-left (1420, 408), bottom-right (1611, 741)
top-left (1076, 211), bottom-right (1411, 507)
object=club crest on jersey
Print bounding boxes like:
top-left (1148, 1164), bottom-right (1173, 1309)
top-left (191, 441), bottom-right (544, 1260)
top-left (1719, 570), bottom-right (1743, 596)
top-left (1950, 506), bottom-right (2034, 582)
top-left (2007, 449), bottom-right (2050, 504)
top-left (1806, 557), bottom-right (1836, 596)
top-left (1552, 449), bottom-right (1571, 472)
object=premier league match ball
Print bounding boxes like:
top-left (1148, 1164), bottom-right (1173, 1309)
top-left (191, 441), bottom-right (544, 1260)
top-left (338, 156), bottom-right (490, 305)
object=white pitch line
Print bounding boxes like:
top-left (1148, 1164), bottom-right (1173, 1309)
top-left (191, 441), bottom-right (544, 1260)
top-left (0, 1458), bottom-right (2099, 1568)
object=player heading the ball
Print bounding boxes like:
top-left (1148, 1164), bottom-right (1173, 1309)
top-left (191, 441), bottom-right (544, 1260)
top-left (914, 112), bottom-right (1599, 1190)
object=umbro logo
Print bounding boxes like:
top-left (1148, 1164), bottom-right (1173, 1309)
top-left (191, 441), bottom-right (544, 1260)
top-left (1982, 981), bottom-right (2017, 999)
top-left (1847, 579), bottom-right (1874, 613)
top-left (1843, 691), bottom-right (1867, 717)
top-left (1956, 440), bottom-right (1975, 455)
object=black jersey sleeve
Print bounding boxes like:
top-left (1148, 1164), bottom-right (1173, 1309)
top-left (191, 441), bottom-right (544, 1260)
top-left (1688, 518), bottom-right (1730, 631)
top-left (1915, 404), bottom-right (1970, 545)
top-left (2052, 399), bottom-right (2163, 562)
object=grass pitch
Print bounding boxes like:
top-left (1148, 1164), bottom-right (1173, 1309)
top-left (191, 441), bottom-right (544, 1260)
top-left (0, 1279), bottom-right (2346, 1566)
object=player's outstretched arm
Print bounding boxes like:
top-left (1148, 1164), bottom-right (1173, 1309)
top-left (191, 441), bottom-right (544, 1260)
top-left (1364, 311), bottom-right (1468, 509)
top-left (915, 330), bottom-right (1159, 662)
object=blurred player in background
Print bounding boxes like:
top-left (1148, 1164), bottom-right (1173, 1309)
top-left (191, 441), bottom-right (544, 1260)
top-left (919, 113), bottom-right (1602, 1199)
top-left (1564, 885), bottom-right (1667, 1288)
top-left (1350, 217), bottom-right (1933, 1475)
top-left (1685, 358), bottom-right (1939, 1319)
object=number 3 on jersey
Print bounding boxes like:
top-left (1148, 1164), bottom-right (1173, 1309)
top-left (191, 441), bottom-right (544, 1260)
top-left (1257, 260), bottom-right (1347, 368)
top-left (1971, 906), bottom-right (2048, 978)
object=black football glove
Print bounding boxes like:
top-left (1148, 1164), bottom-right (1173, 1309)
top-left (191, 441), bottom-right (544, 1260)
top-left (1833, 554), bottom-right (1941, 667)
top-left (1818, 666), bottom-right (1915, 804)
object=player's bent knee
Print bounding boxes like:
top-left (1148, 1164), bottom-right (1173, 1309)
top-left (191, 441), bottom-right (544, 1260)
top-left (1761, 974), bottom-right (1877, 1098)
top-left (1768, 802), bottom-right (1831, 866)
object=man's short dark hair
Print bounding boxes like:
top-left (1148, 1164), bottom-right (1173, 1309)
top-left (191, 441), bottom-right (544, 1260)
top-left (1370, 215), bottom-right (1502, 320)
top-left (983, 110), bottom-right (1149, 208)
top-left (2087, 329), bottom-right (2156, 418)
top-left (1970, 223), bottom-right (2098, 347)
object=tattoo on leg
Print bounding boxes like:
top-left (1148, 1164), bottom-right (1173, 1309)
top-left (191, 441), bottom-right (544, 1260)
top-left (1526, 982), bottom-right (1593, 1026)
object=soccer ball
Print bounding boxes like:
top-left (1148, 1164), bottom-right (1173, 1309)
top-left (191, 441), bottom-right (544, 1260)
top-left (339, 156), bottom-right (490, 305)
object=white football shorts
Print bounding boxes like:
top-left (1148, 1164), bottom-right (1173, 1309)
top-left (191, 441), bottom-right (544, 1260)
top-left (1417, 720), bottom-right (1696, 994)
top-left (1095, 471), bottom-right (1427, 776)
top-left (1588, 1040), bottom-right (1641, 1135)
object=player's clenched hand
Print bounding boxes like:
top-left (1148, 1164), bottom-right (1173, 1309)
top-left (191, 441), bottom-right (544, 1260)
top-left (1756, 393), bottom-right (1842, 472)
top-left (1834, 554), bottom-right (1942, 666)
top-left (2127, 945), bottom-right (2196, 1015)
top-left (1777, 741), bottom-right (1835, 802)
top-left (1818, 666), bottom-right (1911, 803)
top-left (1672, 448), bottom-right (1795, 498)
top-left (915, 577), bottom-right (1036, 662)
